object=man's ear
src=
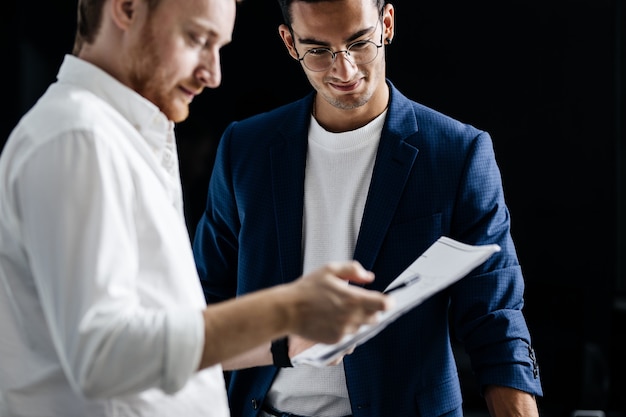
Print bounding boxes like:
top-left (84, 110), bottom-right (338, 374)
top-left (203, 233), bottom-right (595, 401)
top-left (278, 24), bottom-right (299, 61)
top-left (382, 3), bottom-right (395, 45)
top-left (110, 0), bottom-right (135, 30)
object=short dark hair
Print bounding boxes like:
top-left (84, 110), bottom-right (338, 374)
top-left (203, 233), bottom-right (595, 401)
top-left (72, 0), bottom-right (242, 55)
top-left (276, 0), bottom-right (385, 28)
top-left (73, 0), bottom-right (162, 55)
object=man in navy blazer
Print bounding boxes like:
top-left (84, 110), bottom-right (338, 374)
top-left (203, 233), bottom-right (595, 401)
top-left (193, 0), bottom-right (543, 415)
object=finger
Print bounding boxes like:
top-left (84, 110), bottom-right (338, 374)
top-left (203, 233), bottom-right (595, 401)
top-left (329, 346), bottom-right (356, 365)
top-left (326, 260), bottom-right (375, 284)
top-left (327, 357), bottom-right (344, 366)
top-left (348, 285), bottom-right (395, 313)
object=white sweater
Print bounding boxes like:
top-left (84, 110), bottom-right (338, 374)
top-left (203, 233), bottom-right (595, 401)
top-left (267, 110), bottom-right (387, 417)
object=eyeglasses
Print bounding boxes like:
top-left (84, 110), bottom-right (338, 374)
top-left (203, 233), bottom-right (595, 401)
top-left (292, 19), bottom-right (384, 72)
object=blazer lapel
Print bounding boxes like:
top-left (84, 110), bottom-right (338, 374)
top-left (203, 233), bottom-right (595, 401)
top-left (353, 83), bottom-right (419, 272)
top-left (269, 95), bottom-right (314, 283)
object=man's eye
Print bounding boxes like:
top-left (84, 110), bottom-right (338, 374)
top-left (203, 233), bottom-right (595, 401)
top-left (307, 48), bottom-right (330, 56)
top-left (189, 34), bottom-right (207, 47)
top-left (349, 41), bottom-right (370, 50)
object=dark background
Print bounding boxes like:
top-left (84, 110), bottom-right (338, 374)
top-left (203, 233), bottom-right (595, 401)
top-left (1, 1), bottom-right (625, 416)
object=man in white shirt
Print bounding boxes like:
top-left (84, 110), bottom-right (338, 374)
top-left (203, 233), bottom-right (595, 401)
top-left (0, 0), bottom-right (392, 416)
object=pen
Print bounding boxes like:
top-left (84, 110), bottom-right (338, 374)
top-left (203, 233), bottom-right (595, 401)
top-left (383, 273), bottom-right (421, 294)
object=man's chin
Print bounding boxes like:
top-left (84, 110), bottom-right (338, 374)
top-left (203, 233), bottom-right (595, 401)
top-left (164, 105), bottom-right (190, 123)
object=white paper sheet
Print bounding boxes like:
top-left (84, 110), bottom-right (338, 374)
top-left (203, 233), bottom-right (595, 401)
top-left (291, 236), bottom-right (501, 367)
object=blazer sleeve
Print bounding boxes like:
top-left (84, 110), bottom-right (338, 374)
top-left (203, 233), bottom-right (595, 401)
top-left (192, 122), bottom-right (240, 304)
top-left (448, 131), bottom-right (543, 397)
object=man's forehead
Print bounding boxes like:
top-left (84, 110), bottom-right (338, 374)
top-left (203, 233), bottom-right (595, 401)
top-left (290, 1), bottom-right (379, 40)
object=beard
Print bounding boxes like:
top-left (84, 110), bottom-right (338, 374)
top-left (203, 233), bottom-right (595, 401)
top-left (125, 22), bottom-right (189, 122)
top-left (312, 69), bottom-right (378, 112)
top-left (322, 90), bottom-right (371, 111)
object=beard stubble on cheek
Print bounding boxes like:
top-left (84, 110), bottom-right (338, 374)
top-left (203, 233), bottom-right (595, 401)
top-left (141, 61), bottom-right (190, 123)
top-left (126, 22), bottom-right (189, 122)
top-left (315, 70), bottom-right (374, 111)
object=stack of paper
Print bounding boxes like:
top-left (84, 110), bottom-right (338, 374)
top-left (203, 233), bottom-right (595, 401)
top-left (291, 236), bottom-right (501, 367)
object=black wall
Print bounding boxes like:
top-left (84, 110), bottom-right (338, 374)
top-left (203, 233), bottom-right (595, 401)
top-left (2, 1), bottom-right (625, 416)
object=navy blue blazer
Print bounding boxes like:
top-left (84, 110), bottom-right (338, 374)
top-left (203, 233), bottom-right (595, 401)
top-left (193, 81), bottom-right (543, 416)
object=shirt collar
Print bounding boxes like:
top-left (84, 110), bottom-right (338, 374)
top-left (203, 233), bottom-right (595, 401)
top-left (56, 54), bottom-right (174, 152)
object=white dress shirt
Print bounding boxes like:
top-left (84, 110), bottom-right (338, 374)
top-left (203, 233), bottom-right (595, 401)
top-left (0, 55), bottom-right (229, 417)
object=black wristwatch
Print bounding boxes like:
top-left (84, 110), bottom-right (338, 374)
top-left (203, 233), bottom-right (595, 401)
top-left (271, 337), bottom-right (293, 367)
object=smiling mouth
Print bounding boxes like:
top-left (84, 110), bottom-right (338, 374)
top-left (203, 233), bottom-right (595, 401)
top-left (329, 78), bottom-right (362, 92)
top-left (179, 86), bottom-right (200, 103)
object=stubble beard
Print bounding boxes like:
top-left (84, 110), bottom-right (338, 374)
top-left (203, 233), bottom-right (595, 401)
top-left (127, 23), bottom-right (188, 122)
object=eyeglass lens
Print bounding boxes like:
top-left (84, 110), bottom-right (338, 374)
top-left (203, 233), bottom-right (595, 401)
top-left (302, 41), bottom-right (379, 72)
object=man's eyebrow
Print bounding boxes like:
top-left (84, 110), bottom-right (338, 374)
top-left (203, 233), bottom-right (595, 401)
top-left (295, 25), bottom-right (376, 46)
top-left (189, 19), bottom-right (232, 44)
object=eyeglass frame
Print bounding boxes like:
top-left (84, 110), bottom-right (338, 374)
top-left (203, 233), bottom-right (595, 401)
top-left (289, 13), bottom-right (385, 72)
